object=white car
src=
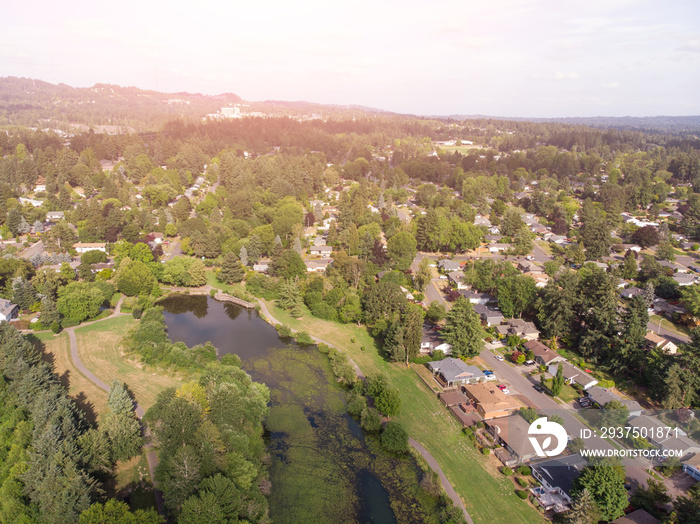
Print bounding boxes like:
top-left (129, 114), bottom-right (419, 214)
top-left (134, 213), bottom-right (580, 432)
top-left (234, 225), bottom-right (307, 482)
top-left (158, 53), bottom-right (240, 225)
top-left (501, 389), bottom-right (511, 394)
top-left (495, 355), bottom-right (504, 361)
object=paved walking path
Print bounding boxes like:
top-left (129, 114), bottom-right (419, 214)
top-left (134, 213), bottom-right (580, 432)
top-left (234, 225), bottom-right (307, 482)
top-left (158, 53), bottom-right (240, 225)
top-left (409, 438), bottom-right (473, 524)
top-left (64, 296), bottom-right (165, 516)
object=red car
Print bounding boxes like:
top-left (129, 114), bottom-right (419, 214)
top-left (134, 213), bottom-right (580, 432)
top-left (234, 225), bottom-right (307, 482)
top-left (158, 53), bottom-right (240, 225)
top-left (497, 384), bottom-right (507, 391)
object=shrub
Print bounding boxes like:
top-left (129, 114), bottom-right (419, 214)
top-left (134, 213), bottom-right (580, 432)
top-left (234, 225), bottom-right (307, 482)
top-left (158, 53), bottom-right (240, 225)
top-left (350, 337), bottom-right (356, 343)
top-left (381, 421), bottom-right (408, 453)
top-left (598, 379), bottom-right (615, 388)
top-left (502, 466), bottom-right (513, 476)
top-left (294, 331), bottom-right (314, 346)
top-left (275, 324), bottom-right (293, 338)
top-left (132, 307), bottom-right (143, 319)
top-left (221, 353), bottom-right (242, 367)
top-left (516, 490), bottom-right (528, 500)
top-left (360, 407), bottom-right (382, 433)
top-left (50, 321), bottom-right (61, 334)
top-left (481, 448), bottom-right (490, 455)
top-left (517, 477), bottom-right (528, 488)
top-left (210, 289), bottom-right (217, 297)
top-left (516, 465), bottom-right (531, 476)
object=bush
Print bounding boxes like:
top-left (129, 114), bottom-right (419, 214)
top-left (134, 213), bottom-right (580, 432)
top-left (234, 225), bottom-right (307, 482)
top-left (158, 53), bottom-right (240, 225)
top-left (360, 407), bottom-right (382, 433)
top-left (275, 324), bottom-right (293, 338)
top-left (516, 465), bottom-right (531, 476)
top-left (210, 288), bottom-right (217, 297)
top-left (132, 307), bottom-right (143, 319)
top-left (50, 321), bottom-right (61, 334)
top-left (221, 353), bottom-right (242, 367)
top-left (597, 379), bottom-right (615, 388)
top-left (380, 421), bottom-right (409, 453)
top-left (502, 466), bottom-right (513, 476)
top-left (516, 490), bottom-right (528, 500)
top-left (481, 448), bottom-right (490, 455)
top-left (517, 477), bottom-right (528, 488)
top-left (294, 331), bottom-right (314, 346)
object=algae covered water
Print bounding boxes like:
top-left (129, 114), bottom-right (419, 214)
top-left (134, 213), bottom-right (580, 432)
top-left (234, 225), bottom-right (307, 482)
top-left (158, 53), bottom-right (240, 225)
top-left (160, 295), bottom-right (439, 523)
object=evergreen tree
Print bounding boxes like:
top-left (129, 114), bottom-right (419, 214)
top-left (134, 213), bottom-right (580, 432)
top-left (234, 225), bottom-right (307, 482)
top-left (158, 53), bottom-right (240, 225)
top-left (239, 245), bottom-right (248, 267)
top-left (621, 250), bottom-right (638, 279)
top-left (247, 235), bottom-right (262, 264)
top-left (277, 279), bottom-right (303, 316)
top-left (441, 297), bottom-right (485, 358)
top-left (382, 321), bottom-right (406, 362)
top-left (218, 252), bottom-right (245, 284)
top-left (551, 363), bottom-right (565, 396)
top-left (565, 489), bottom-right (598, 524)
top-left (292, 237), bottom-right (303, 256)
top-left (403, 304), bottom-right (423, 361)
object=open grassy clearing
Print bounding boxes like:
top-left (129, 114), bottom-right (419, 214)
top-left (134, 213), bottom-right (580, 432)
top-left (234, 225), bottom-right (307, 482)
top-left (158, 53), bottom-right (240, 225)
top-left (74, 315), bottom-right (185, 411)
top-left (261, 300), bottom-right (544, 524)
top-left (33, 331), bottom-right (109, 422)
top-left (111, 452), bottom-right (157, 512)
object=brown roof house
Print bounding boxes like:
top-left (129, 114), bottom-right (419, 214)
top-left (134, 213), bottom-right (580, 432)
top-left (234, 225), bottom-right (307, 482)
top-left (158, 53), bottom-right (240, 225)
top-left (486, 414), bottom-right (541, 467)
top-left (644, 332), bottom-right (678, 354)
top-left (463, 383), bottom-right (521, 420)
top-left (496, 319), bottom-right (540, 340)
top-left (524, 340), bottom-right (566, 367)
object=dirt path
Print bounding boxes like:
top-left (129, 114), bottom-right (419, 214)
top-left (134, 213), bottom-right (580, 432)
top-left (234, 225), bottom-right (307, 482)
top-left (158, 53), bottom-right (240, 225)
top-left (409, 438), bottom-right (473, 524)
top-left (64, 295), bottom-right (165, 517)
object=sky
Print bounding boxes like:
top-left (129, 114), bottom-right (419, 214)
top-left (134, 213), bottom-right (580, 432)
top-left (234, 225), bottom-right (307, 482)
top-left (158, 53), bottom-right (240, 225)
top-left (2, 0), bottom-right (699, 118)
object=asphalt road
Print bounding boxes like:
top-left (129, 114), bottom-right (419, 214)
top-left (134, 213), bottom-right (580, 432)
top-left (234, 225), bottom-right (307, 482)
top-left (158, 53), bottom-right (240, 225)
top-left (646, 320), bottom-right (691, 345)
top-left (19, 240), bottom-right (44, 260)
top-left (479, 349), bottom-right (653, 489)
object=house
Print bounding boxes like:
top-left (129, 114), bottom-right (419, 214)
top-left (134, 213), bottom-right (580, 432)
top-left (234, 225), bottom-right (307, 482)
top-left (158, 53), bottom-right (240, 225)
top-left (437, 259), bottom-right (461, 272)
top-left (484, 235), bottom-right (503, 243)
top-left (447, 271), bottom-right (469, 289)
top-left (463, 383), bottom-right (521, 420)
top-left (458, 290), bottom-right (494, 305)
top-left (544, 234), bottom-right (568, 244)
top-left (586, 386), bottom-right (643, 416)
top-left (673, 273), bottom-right (695, 286)
top-left (531, 454), bottom-right (588, 512)
top-left (305, 258), bottom-right (332, 273)
top-left (496, 319), bottom-right (540, 341)
top-left (438, 390), bottom-right (470, 407)
top-left (653, 298), bottom-right (686, 316)
top-left (147, 232), bottom-right (164, 244)
top-left (19, 197), bottom-right (43, 207)
top-left (682, 453), bottom-right (700, 482)
top-left (473, 215), bottom-right (492, 227)
top-left (309, 245), bottom-right (333, 257)
top-left (611, 509), bottom-right (661, 524)
top-left (73, 242), bottom-right (107, 254)
top-left (524, 340), bottom-right (566, 367)
top-left (548, 362), bottom-right (598, 390)
top-left (487, 414), bottom-right (541, 467)
top-left (253, 260), bottom-right (270, 273)
top-left (489, 243), bottom-right (511, 253)
top-left (628, 415), bottom-right (700, 459)
top-left (620, 286), bottom-right (644, 300)
top-left (0, 299), bottom-right (20, 322)
top-left (420, 324), bottom-right (441, 354)
top-left (433, 343), bottom-right (453, 355)
top-left (517, 261), bottom-right (543, 273)
top-left (528, 273), bottom-right (550, 288)
top-left (46, 211), bottom-right (65, 222)
top-left (427, 358), bottom-right (486, 387)
top-left (612, 243), bottom-right (643, 253)
top-left (473, 304), bottom-right (504, 326)
top-left (644, 332), bottom-right (678, 354)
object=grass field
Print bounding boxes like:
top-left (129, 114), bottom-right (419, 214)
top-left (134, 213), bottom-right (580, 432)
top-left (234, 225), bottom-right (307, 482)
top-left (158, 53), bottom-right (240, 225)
top-left (262, 300), bottom-right (544, 524)
top-left (74, 315), bottom-right (185, 411)
top-left (33, 331), bottom-right (109, 422)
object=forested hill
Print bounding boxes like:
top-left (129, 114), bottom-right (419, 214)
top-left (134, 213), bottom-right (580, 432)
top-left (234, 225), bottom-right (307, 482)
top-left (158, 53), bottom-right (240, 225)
top-left (0, 76), bottom-right (242, 131)
top-left (441, 114), bottom-right (700, 134)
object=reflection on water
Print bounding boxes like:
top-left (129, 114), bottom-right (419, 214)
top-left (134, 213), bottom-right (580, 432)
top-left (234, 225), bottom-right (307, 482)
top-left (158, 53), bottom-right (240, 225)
top-left (161, 295), bottom-right (432, 524)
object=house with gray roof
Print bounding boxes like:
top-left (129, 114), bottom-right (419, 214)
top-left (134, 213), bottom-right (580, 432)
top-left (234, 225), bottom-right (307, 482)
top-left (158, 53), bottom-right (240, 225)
top-left (473, 304), bottom-right (504, 326)
top-left (0, 299), bottom-right (19, 322)
top-left (628, 415), bottom-right (700, 459)
top-left (427, 358), bottom-right (486, 387)
top-left (531, 454), bottom-right (588, 511)
top-left (497, 318), bottom-right (540, 341)
top-left (586, 386), bottom-right (643, 417)
top-left (548, 362), bottom-right (598, 390)
top-left (620, 286), bottom-right (644, 300)
top-left (438, 259), bottom-right (461, 272)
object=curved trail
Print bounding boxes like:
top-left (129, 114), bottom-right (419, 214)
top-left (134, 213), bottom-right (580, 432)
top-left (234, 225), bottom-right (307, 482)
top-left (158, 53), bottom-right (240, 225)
top-left (65, 296), bottom-right (165, 517)
top-left (256, 299), bottom-right (471, 522)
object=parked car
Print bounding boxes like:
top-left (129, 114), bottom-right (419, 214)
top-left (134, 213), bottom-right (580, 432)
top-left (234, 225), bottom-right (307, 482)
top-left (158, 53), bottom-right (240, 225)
top-left (526, 255), bottom-right (534, 260)
top-left (524, 360), bottom-right (535, 366)
top-left (578, 397), bottom-right (592, 408)
top-left (501, 389), bottom-right (510, 394)
top-left (495, 355), bottom-right (504, 361)
top-left (497, 384), bottom-right (507, 391)
top-left (533, 384), bottom-right (544, 393)
top-left (483, 370), bottom-right (494, 376)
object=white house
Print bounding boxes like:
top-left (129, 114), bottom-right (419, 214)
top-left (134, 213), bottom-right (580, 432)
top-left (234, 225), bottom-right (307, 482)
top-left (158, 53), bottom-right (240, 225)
top-left (0, 299), bottom-right (19, 322)
top-left (73, 242), bottom-right (107, 254)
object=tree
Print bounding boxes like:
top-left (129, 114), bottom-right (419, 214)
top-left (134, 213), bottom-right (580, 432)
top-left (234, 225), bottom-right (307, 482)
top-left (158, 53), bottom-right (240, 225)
top-left (580, 199), bottom-right (611, 259)
top-left (682, 284), bottom-right (700, 317)
top-left (621, 250), bottom-right (638, 279)
top-left (629, 479), bottom-right (670, 520)
top-left (572, 460), bottom-right (628, 521)
top-left (387, 230), bottom-right (417, 271)
top-left (292, 237), bottom-right (303, 255)
top-left (414, 258), bottom-right (432, 292)
top-left (496, 275), bottom-right (537, 318)
top-left (551, 363), bottom-right (564, 397)
top-left (187, 260), bottom-right (207, 286)
top-left (656, 241), bottom-right (676, 261)
top-left (375, 386), bottom-right (401, 417)
top-left (239, 245), bottom-right (248, 267)
top-left (631, 225), bottom-right (660, 248)
top-left (79, 499), bottom-right (163, 523)
top-left (217, 252), bottom-right (245, 284)
top-left (599, 400), bottom-right (629, 428)
top-left (382, 320), bottom-right (406, 362)
top-left (441, 297), bottom-right (485, 358)
top-left (381, 421), bottom-right (408, 452)
top-left (565, 489), bottom-right (598, 524)
top-left (117, 260), bottom-right (156, 296)
top-left (270, 249), bottom-right (306, 280)
top-left (277, 279), bottom-right (303, 317)
top-left (57, 282), bottom-right (104, 323)
top-left (425, 301), bottom-right (446, 324)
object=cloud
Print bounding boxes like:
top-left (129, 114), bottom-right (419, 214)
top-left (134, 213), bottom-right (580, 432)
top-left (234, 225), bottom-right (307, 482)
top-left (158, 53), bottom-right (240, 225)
top-left (601, 82), bottom-right (619, 89)
top-left (677, 39), bottom-right (700, 53)
top-left (555, 72), bottom-right (580, 80)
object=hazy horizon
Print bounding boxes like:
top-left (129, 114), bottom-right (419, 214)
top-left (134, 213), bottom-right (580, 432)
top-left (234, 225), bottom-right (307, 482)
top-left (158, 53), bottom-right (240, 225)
top-left (3, 0), bottom-right (700, 118)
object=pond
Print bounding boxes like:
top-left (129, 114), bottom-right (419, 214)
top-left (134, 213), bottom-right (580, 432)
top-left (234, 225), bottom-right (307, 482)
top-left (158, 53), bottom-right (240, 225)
top-left (159, 295), bottom-right (439, 524)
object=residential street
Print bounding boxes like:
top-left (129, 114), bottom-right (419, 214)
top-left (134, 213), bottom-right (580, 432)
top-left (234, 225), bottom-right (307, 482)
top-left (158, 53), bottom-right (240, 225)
top-left (479, 349), bottom-right (653, 489)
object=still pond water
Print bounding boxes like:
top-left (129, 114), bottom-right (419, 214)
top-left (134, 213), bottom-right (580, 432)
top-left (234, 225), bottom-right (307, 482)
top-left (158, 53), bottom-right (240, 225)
top-left (160, 295), bottom-right (436, 524)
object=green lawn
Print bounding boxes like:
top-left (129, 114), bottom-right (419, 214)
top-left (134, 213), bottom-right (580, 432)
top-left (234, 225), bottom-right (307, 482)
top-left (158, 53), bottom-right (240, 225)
top-left (262, 300), bottom-right (544, 524)
top-left (74, 315), bottom-right (185, 411)
top-left (649, 315), bottom-right (691, 338)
